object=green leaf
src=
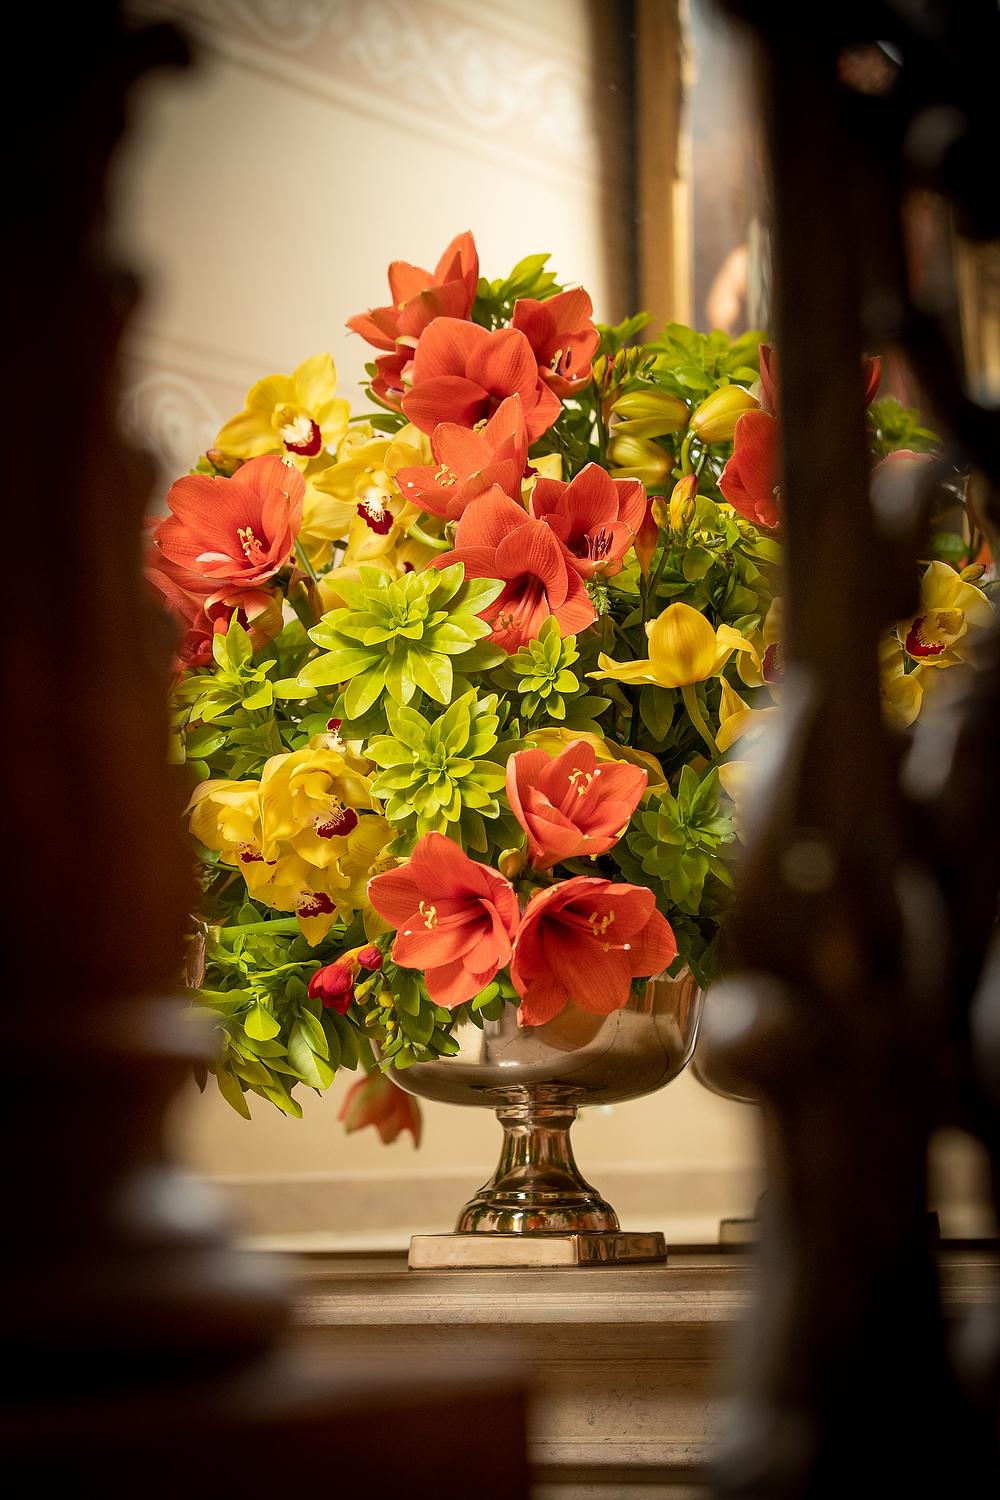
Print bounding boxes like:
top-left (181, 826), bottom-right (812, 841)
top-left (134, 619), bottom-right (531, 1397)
top-left (244, 1002), bottom-right (281, 1041)
top-left (287, 1021), bottom-right (335, 1090)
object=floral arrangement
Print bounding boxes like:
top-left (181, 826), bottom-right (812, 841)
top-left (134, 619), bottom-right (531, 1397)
top-left (147, 231), bottom-right (993, 1132)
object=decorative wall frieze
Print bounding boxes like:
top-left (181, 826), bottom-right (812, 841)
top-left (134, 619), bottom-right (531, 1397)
top-left (131, 0), bottom-right (602, 188)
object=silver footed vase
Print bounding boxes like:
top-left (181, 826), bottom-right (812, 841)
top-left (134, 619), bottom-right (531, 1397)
top-left (391, 969), bottom-right (702, 1267)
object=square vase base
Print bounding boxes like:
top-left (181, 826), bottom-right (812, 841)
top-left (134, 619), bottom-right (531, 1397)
top-left (408, 1231), bottom-right (668, 1269)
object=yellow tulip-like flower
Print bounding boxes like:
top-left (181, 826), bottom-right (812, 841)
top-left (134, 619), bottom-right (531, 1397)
top-left (303, 424), bottom-right (432, 565)
top-left (879, 637), bottom-right (924, 729)
top-left (591, 602), bottom-right (759, 756)
top-left (607, 432), bottom-right (672, 485)
top-left (715, 678), bottom-right (777, 753)
top-left (592, 602), bottom-right (756, 690)
top-left (896, 559), bottom-right (993, 669)
top-left (690, 386), bottom-right (759, 444)
top-left (214, 353), bottom-right (350, 471)
top-left (737, 597), bottom-right (783, 688)
top-left (608, 389), bottom-right (690, 440)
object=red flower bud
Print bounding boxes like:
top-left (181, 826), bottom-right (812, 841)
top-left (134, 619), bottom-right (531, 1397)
top-left (308, 962), bottom-right (354, 1013)
top-left (357, 945), bottom-right (383, 971)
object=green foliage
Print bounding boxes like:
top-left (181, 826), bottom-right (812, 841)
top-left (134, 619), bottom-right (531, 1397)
top-left (368, 690), bottom-right (510, 851)
top-left (172, 619), bottom-right (277, 726)
top-left (191, 910), bottom-right (366, 1116)
top-left (473, 253), bottom-right (563, 329)
top-left (620, 767), bottom-right (736, 913)
top-left (498, 617), bottom-right (610, 731)
top-left (597, 313), bottom-right (653, 356)
top-left (299, 564), bottom-right (504, 717)
top-left (867, 396), bottom-right (939, 459)
top-left (647, 323), bottom-right (764, 400)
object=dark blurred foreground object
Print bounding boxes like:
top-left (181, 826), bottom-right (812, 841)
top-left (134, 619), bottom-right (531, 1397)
top-left (702, 2), bottom-right (1000, 1495)
top-left (0, 6), bottom-right (527, 1492)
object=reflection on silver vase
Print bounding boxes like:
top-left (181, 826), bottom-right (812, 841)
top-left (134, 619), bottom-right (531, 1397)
top-left (393, 969), bottom-right (702, 1267)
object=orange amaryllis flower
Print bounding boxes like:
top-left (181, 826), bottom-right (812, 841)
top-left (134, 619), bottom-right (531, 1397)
top-left (154, 455), bottom-right (304, 588)
top-left (435, 489), bottom-right (596, 652)
top-left (529, 462), bottom-right (646, 578)
top-left (401, 319), bottom-right (562, 442)
top-left (512, 287), bottom-right (600, 398)
top-left (506, 739), bottom-right (647, 871)
top-left (367, 832), bottom-right (520, 1009)
top-left (347, 231), bottom-right (479, 352)
top-left (511, 877), bottom-right (677, 1026)
top-left (339, 1072), bottom-right (422, 1146)
top-left (719, 410), bottom-right (780, 530)
top-left (758, 342), bottom-right (881, 415)
top-left (395, 393), bottom-right (528, 521)
top-left (146, 531), bottom-right (284, 667)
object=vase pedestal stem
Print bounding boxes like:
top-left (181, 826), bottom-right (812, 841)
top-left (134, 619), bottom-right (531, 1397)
top-left (409, 1090), bottom-right (667, 1268)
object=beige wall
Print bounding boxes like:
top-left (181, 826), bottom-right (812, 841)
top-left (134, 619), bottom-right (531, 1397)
top-left (120, 0), bottom-right (762, 1245)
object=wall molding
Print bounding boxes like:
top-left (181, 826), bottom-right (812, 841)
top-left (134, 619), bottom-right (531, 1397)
top-left (132, 0), bottom-right (603, 191)
top-left (200, 1162), bottom-right (765, 1248)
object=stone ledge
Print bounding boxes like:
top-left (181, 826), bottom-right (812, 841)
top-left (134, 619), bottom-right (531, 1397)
top-left (287, 1248), bottom-right (999, 1495)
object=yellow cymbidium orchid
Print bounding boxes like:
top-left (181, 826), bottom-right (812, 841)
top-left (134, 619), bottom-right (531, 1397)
top-left (188, 778), bottom-right (265, 876)
top-left (879, 637), bottom-right (924, 729)
top-left (253, 814), bottom-right (393, 944)
top-left (896, 559), bottom-right (994, 669)
top-left (302, 424), bottom-right (433, 566)
top-left (259, 736), bottom-right (378, 870)
top-left (214, 353), bottom-right (351, 471)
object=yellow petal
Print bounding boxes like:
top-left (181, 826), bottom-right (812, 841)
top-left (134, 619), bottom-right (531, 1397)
top-left (293, 353), bottom-right (339, 414)
top-left (714, 622), bottom-right (759, 674)
top-left (213, 407), bottom-right (279, 460)
top-left (646, 603), bottom-right (720, 687)
top-left (589, 651), bottom-right (663, 686)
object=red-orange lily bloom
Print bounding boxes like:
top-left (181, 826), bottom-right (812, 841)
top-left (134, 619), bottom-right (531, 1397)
top-left (347, 231), bottom-right (479, 353)
top-left (367, 832), bottom-right (520, 1009)
top-left (145, 541), bottom-right (283, 667)
top-left (529, 462), bottom-right (646, 578)
top-left (506, 740), bottom-right (647, 871)
top-left (155, 455), bottom-right (304, 588)
top-left (512, 877), bottom-right (678, 1026)
top-left (401, 319), bottom-right (562, 442)
top-left (395, 393), bottom-right (528, 521)
top-left (339, 1073), bottom-right (422, 1146)
top-left (758, 342), bottom-right (881, 415)
top-left (719, 410), bottom-right (780, 530)
top-left (512, 287), bottom-right (600, 398)
top-left (435, 490), bottom-right (596, 652)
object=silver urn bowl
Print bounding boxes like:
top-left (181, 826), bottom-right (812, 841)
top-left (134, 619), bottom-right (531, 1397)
top-left (392, 969), bottom-right (702, 1267)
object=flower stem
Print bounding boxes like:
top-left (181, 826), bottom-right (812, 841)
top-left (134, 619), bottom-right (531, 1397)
top-left (219, 917), bottom-right (302, 944)
top-left (407, 522), bottom-right (451, 552)
top-left (680, 682), bottom-right (717, 756)
top-left (294, 538), bottom-right (320, 585)
top-left (679, 429), bottom-right (696, 476)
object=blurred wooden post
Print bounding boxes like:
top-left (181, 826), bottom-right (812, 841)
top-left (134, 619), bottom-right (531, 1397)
top-left (702, 3), bottom-right (1000, 1494)
top-left (1, 7), bottom-right (529, 1491)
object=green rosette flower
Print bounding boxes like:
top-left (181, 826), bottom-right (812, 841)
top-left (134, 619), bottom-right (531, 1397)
top-left (620, 766), bottom-right (735, 912)
top-left (368, 690), bottom-right (511, 851)
top-left (298, 563), bottom-right (504, 718)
